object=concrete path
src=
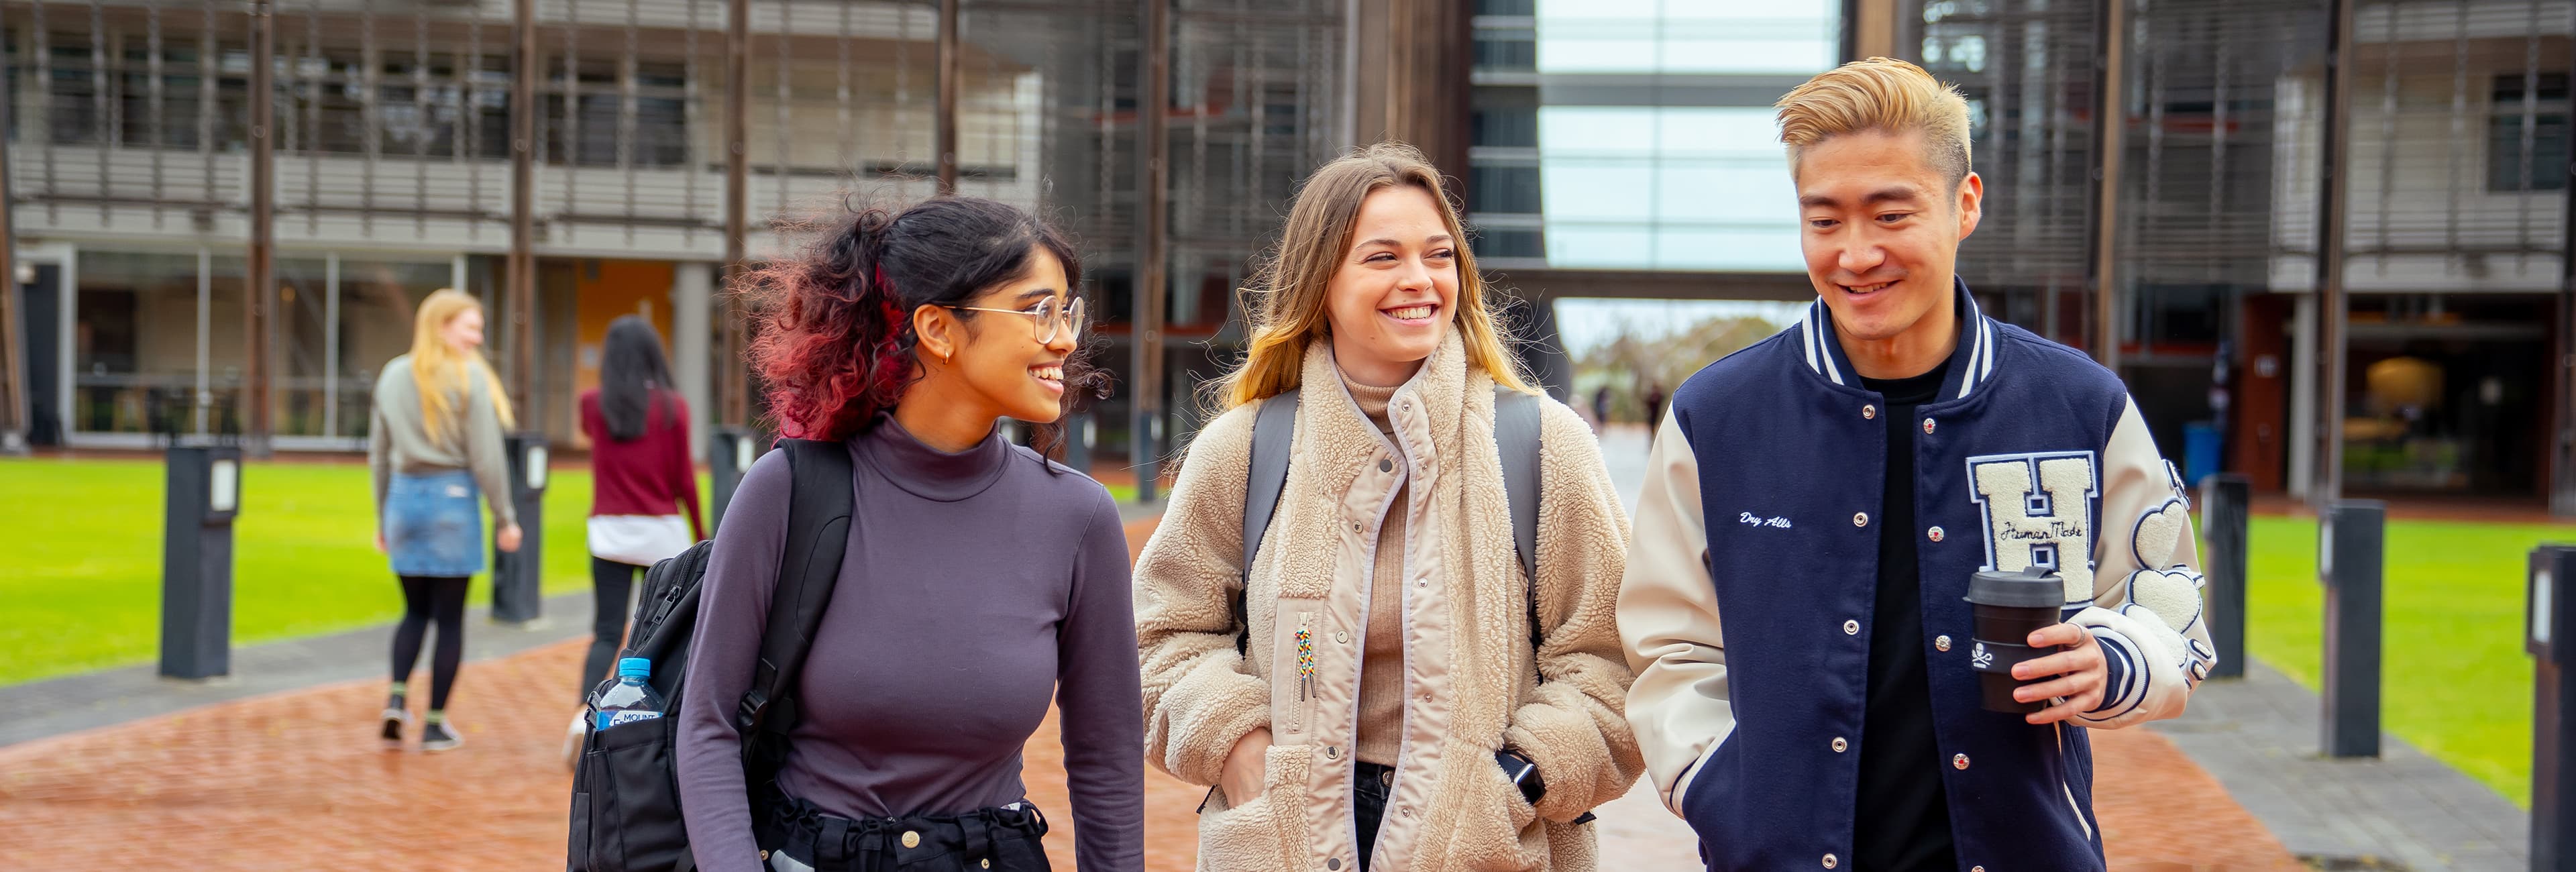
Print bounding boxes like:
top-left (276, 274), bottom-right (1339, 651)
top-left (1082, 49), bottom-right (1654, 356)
top-left (2151, 663), bottom-right (2530, 870)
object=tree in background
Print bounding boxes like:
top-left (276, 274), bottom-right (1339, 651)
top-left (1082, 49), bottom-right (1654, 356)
top-left (1572, 314), bottom-right (1778, 427)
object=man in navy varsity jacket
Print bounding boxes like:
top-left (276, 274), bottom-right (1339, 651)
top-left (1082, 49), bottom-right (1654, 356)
top-left (1617, 58), bottom-right (2218, 871)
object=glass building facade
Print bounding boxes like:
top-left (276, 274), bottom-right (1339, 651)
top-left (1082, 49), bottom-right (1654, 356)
top-left (1468, 0), bottom-right (1841, 273)
top-left (7, 0), bottom-right (1348, 457)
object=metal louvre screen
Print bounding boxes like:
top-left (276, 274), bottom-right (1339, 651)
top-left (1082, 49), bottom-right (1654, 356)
top-left (2274, 0), bottom-right (2571, 294)
top-left (2120, 0), bottom-right (2324, 347)
top-left (1915, 0), bottom-right (2107, 337)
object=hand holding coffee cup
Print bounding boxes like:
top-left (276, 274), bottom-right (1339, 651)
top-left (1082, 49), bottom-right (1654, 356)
top-left (1964, 567), bottom-right (2110, 724)
top-left (2011, 623), bottom-right (2108, 724)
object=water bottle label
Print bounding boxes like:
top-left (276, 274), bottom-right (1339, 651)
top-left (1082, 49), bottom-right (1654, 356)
top-left (595, 710), bottom-right (665, 731)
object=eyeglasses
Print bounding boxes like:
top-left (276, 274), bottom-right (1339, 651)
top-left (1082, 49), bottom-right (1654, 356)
top-left (945, 296), bottom-right (1086, 345)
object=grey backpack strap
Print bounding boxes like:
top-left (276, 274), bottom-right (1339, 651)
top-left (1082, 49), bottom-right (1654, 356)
top-left (1493, 386), bottom-right (1545, 677)
top-left (1244, 390), bottom-right (1302, 578)
top-left (1494, 386), bottom-right (1542, 587)
top-left (1236, 388), bottom-right (1301, 654)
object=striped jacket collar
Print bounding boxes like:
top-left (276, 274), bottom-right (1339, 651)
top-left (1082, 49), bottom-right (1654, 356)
top-left (1797, 276), bottom-right (1999, 401)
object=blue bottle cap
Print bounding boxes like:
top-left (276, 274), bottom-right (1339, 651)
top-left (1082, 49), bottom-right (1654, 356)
top-left (618, 657), bottom-right (653, 678)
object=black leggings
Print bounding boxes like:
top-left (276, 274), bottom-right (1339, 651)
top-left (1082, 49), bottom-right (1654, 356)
top-left (584, 556), bottom-right (645, 702)
top-left (390, 575), bottom-right (469, 710)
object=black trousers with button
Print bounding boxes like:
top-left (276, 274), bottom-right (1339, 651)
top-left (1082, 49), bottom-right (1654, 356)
top-left (1353, 761), bottom-right (1393, 872)
top-left (757, 792), bottom-right (1051, 872)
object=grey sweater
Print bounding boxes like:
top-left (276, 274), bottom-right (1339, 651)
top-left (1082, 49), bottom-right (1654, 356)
top-left (366, 354), bottom-right (516, 528)
top-left (674, 417), bottom-right (1144, 872)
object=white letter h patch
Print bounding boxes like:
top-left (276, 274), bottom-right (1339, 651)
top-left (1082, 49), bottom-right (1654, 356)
top-left (1966, 451), bottom-right (2100, 606)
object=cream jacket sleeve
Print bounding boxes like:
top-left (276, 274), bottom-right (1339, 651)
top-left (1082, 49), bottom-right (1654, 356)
top-left (1617, 411), bottom-right (1731, 816)
top-left (2068, 396), bottom-right (2216, 729)
top-left (1133, 403), bottom-right (1275, 787)
top-left (1505, 402), bottom-right (1648, 824)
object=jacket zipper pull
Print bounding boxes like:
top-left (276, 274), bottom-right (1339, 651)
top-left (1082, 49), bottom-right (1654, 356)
top-left (1295, 614), bottom-right (1316, 702)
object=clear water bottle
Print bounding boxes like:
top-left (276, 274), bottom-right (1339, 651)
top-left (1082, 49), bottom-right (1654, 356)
top-left (590, 657), bottom-right (666, 732)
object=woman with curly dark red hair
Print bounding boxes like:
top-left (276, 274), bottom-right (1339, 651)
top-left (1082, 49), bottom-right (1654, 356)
top-left (673, 196), bottom-right (1142, 872)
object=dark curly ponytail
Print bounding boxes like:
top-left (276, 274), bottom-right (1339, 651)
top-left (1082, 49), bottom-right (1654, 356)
top-left (744, 196), bottom-right (1108, 458)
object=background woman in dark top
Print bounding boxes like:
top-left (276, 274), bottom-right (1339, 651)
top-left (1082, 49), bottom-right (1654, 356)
top-left (674, 197), bottom-right (1143, 872)
top-left (565, 315), bottom-right (704, 765)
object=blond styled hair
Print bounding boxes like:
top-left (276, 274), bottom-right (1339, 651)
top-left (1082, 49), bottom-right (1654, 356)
top-left (409, 288), bottom-right (516, 434)
top-left (1217, 142), bottom-right (1532, 408)
top-left (1775, 57), bottom-right (1974, 188)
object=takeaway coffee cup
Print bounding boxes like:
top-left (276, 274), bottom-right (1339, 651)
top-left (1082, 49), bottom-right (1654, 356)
top-left (1964, 565), bottom-right (2068, 714)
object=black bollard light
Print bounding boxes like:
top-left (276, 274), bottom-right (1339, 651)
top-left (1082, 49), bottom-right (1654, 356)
top-left (491, 432), bottom-right (547, 625)
top-left (161, 445), bottom-right (242, 679)
top-left (710, 427), bottom-right (755, 535)
top-left (2199, 474), bottom-right (2251, 680)
top-left (2319, 499), bottom-right (2385, 759)
top-left (2529, 545), bottom-right (2576, 871)
top-left (1061, 411), bottom-right (1092, 475)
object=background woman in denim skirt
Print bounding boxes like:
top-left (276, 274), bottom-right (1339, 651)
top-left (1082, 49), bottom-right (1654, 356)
top-left (368, 288), bottom-right (523, 752)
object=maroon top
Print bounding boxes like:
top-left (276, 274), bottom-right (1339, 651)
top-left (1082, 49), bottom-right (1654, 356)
top-left (579, 387), bottom-right (706, 541)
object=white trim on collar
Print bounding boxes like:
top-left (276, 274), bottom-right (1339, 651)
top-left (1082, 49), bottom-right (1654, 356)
top-left (1799, 286), bottom-right (2002, 400)
top-left (1955, 293), bottom-right (1993, 399)
top-left (1801, 304), bottom-right (1846, 386)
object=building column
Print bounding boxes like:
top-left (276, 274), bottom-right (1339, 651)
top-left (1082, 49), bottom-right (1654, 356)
top-left (0, 68), bottom-right (21, 454)
top-left (1349, 0), bottom-right (1470, 176)
top-left (2288, 292), bottom-right (2317, 501)
top-left (673, 262), bottom-right (714, 459)
top-left (1843, 0), bottom-right (1901, 61)
top-left (245, 0), bottom-right (278, 456)
top-left (1132, 0), bottom-right (1171, 502)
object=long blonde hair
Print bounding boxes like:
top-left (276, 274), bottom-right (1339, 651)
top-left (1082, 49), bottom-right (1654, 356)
top-left (1218, 142), bottom-right (1532, 409)
top-left (410, 288), bottom-right (516, 433)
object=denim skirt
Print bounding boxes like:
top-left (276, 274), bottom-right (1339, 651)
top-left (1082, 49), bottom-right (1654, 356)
top-left (384, 470), bottom-right (486, 577)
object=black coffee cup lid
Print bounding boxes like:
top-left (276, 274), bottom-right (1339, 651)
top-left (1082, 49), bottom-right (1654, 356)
top-left (1965, 565), bottom-right (2065, 608)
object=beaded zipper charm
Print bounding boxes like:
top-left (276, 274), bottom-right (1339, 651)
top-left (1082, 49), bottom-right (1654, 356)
top-left (1295, 614), bottom-right (1316, 702)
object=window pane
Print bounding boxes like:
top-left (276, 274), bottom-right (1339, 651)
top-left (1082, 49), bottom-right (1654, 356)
top-left (1470, 164), bottom-right (1544, 214)
top-left (337, 260), bottom-right (455, 438)
top-left (1474, 228), bottom-right (1546, 258)
top-left (274, 259), bottom-right (331, 436)
top-left (2489, 113), bottom-right (2571, 192)
top-left (1474, 105), bottom-right (1540, 148)
top-left (75, 252), bottom-right (198, 434)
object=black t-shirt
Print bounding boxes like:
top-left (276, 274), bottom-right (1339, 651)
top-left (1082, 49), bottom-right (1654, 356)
top-left (1854, 360), bottom-right (1959, 871)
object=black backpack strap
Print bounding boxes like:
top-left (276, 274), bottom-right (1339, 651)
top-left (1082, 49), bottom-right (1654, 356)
top-left (1236, 389), bottom-right (1301, 654)
top-left (737, 437), bottom-right (856, 736)
top-left (1493, 386), bottom-right (1545, 679)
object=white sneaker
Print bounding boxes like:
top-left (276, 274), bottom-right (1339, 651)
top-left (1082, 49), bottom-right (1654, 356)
top-left (421, 720), bottom-right (464, 752)
top-left (562, 710), bottom-right (590, 771)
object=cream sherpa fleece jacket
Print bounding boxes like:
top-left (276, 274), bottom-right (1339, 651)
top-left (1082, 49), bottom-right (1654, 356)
top-left (1136, 333), bottom-right (1643, 872)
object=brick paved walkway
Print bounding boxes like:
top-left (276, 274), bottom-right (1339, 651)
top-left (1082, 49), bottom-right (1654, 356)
top-left (1, 513), bottom-right (2301, 870)
top-left (0, 631), bottom-right (2297, 871)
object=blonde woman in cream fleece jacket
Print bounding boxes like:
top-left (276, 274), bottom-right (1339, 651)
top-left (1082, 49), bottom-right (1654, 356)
top-left (1134, 143), bottom-right (1643, 872)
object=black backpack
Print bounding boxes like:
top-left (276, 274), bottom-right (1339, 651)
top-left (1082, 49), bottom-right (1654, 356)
top-left (568, 438), bottom-right (855, 872)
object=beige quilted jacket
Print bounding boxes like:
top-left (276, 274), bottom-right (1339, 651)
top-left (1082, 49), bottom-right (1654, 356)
top-left (1135, 333), bottom-right (1644, 872)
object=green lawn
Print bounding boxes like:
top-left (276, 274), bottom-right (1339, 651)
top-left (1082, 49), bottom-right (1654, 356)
top-left (2236, 513), bottom-right (2576, 806)
top-left (0, 456), bottom-right (615, 686)
top-left (0, 455), bottom-right (1138, 688)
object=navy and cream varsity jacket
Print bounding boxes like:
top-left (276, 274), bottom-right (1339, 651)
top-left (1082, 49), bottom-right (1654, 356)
top-left (1617, 280), bottom-right (2216, 871)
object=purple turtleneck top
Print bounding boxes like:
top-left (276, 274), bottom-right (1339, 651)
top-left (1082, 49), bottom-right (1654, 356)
top-left (674, 416), bottom-right (1143, 871)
